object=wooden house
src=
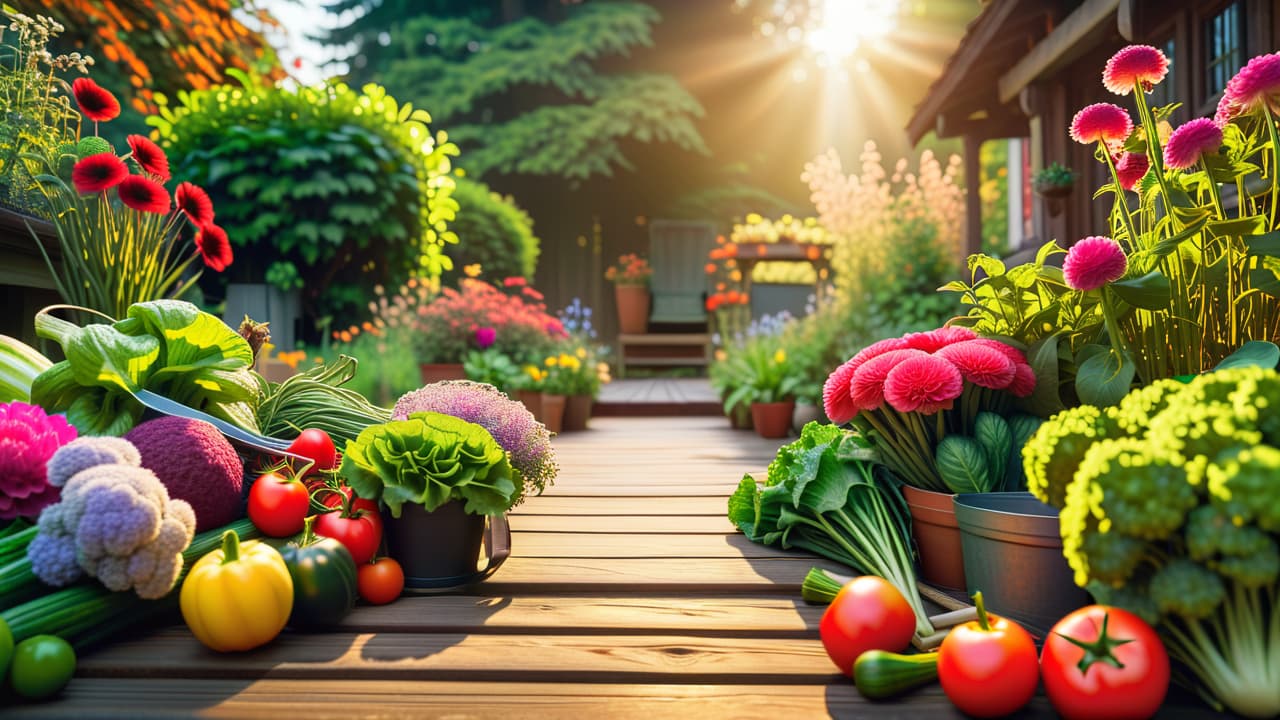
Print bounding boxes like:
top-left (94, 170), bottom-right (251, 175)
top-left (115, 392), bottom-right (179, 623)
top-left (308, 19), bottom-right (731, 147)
top-left (908, 0), bottom-right (1280, 257)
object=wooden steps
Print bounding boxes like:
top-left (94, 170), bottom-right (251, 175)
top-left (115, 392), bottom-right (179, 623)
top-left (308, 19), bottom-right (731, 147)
top-left (616, 333), bottom-right (711, 379)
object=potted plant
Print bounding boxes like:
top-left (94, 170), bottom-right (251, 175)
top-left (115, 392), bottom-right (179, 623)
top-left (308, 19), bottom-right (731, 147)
top-left (463, 348), bottom-right (522, 395)
top-left (821, 326), bottom-right (1038, 590)
top-left (1032, 162), bottom-right (1076, 200)
top-left (605, 253), bottom-right (652, 334)
top-left (538, 351), bottom-right (582, 434)
top-left (722, 344), bottom-right (801, 440)
top-left (513, 364), bottom-right (546, 423)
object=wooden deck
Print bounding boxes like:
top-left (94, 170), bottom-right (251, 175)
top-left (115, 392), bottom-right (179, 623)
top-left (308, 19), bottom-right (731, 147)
top-left (11, 417), bottom-right (1213, 718)
top-left (594, 378), bottom-right (722, 416)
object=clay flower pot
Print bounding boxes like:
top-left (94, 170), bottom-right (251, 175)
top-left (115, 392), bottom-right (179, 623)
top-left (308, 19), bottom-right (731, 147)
top-left (419, 363), bottom-right (467, 385)
top-left (517, 390), bottom-right (544, 424)
top-left (750, 400), bottom-right (795, 439)
top-left (900, 485), bottom-right (966, 591)
top-left (726, 401), bottom-right (753, 430)
top-left (562, 394), bottom-right (593, 432)
top-left (541, 393), bottom-right (566, 434)
top-left (614, 284), bottom-right (650, 334)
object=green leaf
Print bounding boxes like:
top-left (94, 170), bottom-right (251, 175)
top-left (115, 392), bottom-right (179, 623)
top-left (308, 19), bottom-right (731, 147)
top-left (1214, 341), bottom-right (1280, 371)
top-left (935, 435), bottom-right (993, 494)
top-left (1005, 414), bottom-right (1044, 491)
top-left (967, 253), bottom-right (1005, 278)
top-left (1075, 347), bottom-right (1136, 407)
top-left (1108, 270), bottom-right (1171, 310)
top-left (1243, 230), bottom-right (1280, 258)
top-left (1207, 215), bottom-right (1266, 238)
top-left (1023, 334), bottom-right (1067, 417)
top-left (974, 413), bottom-right (1013, 490)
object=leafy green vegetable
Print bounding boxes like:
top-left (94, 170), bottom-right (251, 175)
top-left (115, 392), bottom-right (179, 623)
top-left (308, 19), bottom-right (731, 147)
top-left (29, 301), bottom-right (260, 436)
top-left (729, 422), bottom-right (934, 637)
top-left (342, 411), bottom-right (517, 517)
top-left (973, 413), bottom-right (1012, 489)
top-left (935, 436), bottom-right (993, 494)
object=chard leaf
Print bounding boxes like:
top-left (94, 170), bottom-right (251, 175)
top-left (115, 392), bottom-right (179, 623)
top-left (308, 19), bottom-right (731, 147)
top-left (974, 413), bottom-right (1012, 489)
top-left (935, 435), bottom-right (993, 494)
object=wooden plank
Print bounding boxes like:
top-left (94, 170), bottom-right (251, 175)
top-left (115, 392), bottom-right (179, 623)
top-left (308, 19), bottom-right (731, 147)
top-left (523, 485), bottom-right (747, 498)
top-left (510, 514), bottom-right (737, 533)
top-left (11, 679), bottom-right (1035, 720)
top-left (76, 631), bottom-right (837, 685)
top-left (997, 0), bottom-right (1121, 103)
top-left (512, 532), bottom-right (801, 559)
top-left (618, 333), bottom-right (711, 345)
top-left (335, 595), bottom-right (823, 636)
top-left (514, 495), bottom-right (731, 515)
top-left (482, 557), bottom-right (845, 593)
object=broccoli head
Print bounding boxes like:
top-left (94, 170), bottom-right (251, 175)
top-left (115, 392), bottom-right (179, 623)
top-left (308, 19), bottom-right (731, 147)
top-left (1185, 504), bottom-right (1280, 588)
top-left (1023, 404), bottom-right (1118, 508)
top-left (1205, 445), bottom-right (1280, 533)
top-left (1149, 558), bottom-right (1226, 620)
top-left (1069, 437), bottom-right (1199, 539)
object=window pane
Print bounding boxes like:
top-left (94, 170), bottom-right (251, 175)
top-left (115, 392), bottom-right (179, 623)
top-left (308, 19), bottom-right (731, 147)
top-left (1149, 37), bottom-right (1177, 108)
top-left (1205, 2), bottom-right (1242, 97)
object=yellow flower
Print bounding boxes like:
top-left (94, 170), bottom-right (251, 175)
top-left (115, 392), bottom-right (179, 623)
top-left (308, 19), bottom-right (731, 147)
top-left (575, 347), bottom-right (587, 359)
top-left (715, 349), bottom-right (728, 362)
top-left (463, 263), bottom-right (483, 277)
top-left (545, 357), bottom-right (558, 367)
top-left (774, 349), bottom-right (787, 364)
top-left (746, 212), bottom-right (763, 224)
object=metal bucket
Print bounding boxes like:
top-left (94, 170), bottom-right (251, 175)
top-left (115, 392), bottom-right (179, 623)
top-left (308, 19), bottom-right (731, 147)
top-left (382, 501), bottom-right (509, 592)
top-left (954, 492), bottom-right (1091, 634)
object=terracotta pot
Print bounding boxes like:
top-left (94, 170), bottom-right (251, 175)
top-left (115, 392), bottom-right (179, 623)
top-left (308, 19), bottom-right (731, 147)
top-left (900, 485), bottom-right (966, 591)
top-left (419, 362), bottom-right (467, 385)
top-left (541, 393), bottom-right (566, 434)
top-left (750, 400), bottom-right (795, 439)
top-left (562, 394), bottom-right (593, 432)
top-left (517, 390), bottom-right (543, 423)
top-left (726, 401), bottom-right (753, 430)
top-left (614, 284), bottom-right (650, 334)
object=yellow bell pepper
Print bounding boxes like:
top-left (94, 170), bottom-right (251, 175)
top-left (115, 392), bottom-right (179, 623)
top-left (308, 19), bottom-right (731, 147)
top-left (180, 529), bottom-right (293, 652)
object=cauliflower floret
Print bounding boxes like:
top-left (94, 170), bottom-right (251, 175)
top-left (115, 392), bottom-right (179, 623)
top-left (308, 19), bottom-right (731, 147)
top-left (46, 437), bottom-right (141, 487)
top-left (25, 531), bottom-right (81, 586)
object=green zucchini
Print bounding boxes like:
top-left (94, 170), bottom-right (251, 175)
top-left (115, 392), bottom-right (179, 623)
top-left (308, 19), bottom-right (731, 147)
top-left (852, 650), bottom-right (939, 700)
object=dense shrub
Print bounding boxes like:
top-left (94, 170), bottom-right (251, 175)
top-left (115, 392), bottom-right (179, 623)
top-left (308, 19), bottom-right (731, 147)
top-left (149, 71), bottom-right (459, 328)
top-left (443, 177), bottom-right (539, 281)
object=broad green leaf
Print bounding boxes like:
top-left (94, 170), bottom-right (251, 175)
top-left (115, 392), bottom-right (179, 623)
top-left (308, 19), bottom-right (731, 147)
top-left (974, 413), bottom-right (1013, 489)
top-left (62, 323), bottom-right (159, 392)
top-left (967, 253), bottom-right (1005, 278)
top-left (1243, 230), bottom-right (1280, 257)
top-left (1022, 334), bottom-right (1066, 417)
top-left (1207, 215), bottom-right (1266, 238)
top-left (1108, 270), bottom-right (1171, 310)
top-left (935, 435), bottom-right (993, 494)
top-left (1075, 347), bottom-right (1136, 407)
top-left (1213, 341), bottom-right (1280, 371)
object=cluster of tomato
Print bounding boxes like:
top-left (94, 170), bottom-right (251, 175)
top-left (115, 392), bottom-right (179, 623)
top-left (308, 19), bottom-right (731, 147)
top-left (821, 576), bottom-right (1169, 719)
top-left (246, 429), bottom-right (404, 606)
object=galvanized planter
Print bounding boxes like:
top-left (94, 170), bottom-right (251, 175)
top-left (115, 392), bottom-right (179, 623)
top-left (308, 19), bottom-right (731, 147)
top-left (953, 492), bottom-right (1091, 633)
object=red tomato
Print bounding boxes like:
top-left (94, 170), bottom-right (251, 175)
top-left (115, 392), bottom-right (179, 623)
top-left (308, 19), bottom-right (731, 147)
top-left (358, 557), bottom-right (405, 605)
top-left (321, 485), bottom-right (379, 516)
top-left (819, 576), bottom-right (916, 677)
top-left (314, 505), bottom-right (382, 565)
top-left (247, 472), bottom-right (310, 537)
top-left (1041, 605), bottom-right (1169, 720)
top-left (938, 592), bottom-right (1040, 718)
top-left (287, 429), bottom-right (338, 471)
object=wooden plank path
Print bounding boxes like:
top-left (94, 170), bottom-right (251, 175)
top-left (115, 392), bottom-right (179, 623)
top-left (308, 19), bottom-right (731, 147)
top-left (11, 417), bottom-right (1211, 718)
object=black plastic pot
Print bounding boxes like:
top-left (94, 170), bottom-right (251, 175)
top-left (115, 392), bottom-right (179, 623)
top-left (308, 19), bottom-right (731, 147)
top-left (953, 492), bottom-right (1091, 634)
top-left (382, 500), bottom-right (510, 593)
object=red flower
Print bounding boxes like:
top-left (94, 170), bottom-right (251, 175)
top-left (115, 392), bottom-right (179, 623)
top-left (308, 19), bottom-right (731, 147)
top-left (1102, 45), bottom-right (1170, 95)
top-left (901, 326), bottom-right (976, 353)
top-left (116, 175), bottom-right (171, 214)
top-left (883, 355), bottom-right (964, 415)
top-left (935, 341), bottom-right (1017, 389)
top-left (1069, 103), bottom-right (1133, 146)
top-left (850, 349), bottom-right (928, 411)
top-left (126, 135), bottom-right (170, 182)
top-left (72, 78), bottom-right (120, 123)
top-left (503, 277), bottom-right (527, 287)
top-left (175, 182), bottom-right (215, 226)
top-left (195, 224), bottom-right (234, 272)
top-left (71, 153), bottom-right (128, 194)
top-left (1114, 152), bottom-right (1150, 191)
top-left (823, 360), bottom-right (859, 425)
top-left (969, 338), bottom-right (1027, 365)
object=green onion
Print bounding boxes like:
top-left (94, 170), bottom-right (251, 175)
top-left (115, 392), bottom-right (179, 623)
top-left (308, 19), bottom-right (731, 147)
top-left (256, 355), bottom-right (390, 446)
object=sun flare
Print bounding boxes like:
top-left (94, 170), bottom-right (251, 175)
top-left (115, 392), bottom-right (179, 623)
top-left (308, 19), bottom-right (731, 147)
top-left (805, 0), bottom-right (899, 62)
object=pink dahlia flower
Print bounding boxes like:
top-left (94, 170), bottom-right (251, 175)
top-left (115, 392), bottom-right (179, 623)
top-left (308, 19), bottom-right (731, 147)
top-left (1063, 236), bottom-right (1127, 291)
top-left (475, 326), bottom-right (497, 349)
top-left (1009, 363), bottom-right (1037, 398)
top-left (883, 356), bottom-right (964, 415)
top-left (823, 360), bottom-right (860, 425)
top-left (935, 341), bottom-right (1017, 389)
top-left (0, 402), bottom-right (78, 519)
top-left (1103, 45), bottom-right (1170, 95)
top-left (901, 326), bottom-right (977, 353)
top-left (1115, 152), bottom-right (1150, 191)
top-left (846, 336), bottom-right (911, 371)
top-left (849, 349), bottom-right (928, 411)
top-left (1222, 52), bottom-right (1280, 117)
top-left (968, 338), bottom-right (1027, 366)
top-left (1069, 103), bottom-right (1134, 146)
top-left (1163, 118), bottom-right (1223, 170)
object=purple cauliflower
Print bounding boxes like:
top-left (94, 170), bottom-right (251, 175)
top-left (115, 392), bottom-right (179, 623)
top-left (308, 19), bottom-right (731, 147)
top-left (46, 436), bottom-right (140, 487)
top-left (0, 401), bottom-right (77, 519)
top-left (125, 416), bottom-right (243, 532)
top-left (28, 441), bottom-right (197, 599)
top-left (392, 380), bottom-right (557, 505)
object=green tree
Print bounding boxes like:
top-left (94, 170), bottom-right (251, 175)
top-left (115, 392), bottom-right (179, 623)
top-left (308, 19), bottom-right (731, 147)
top-left (444, 176), bottom-right (541, 282)
top-left (322, 0), bottom-right (708, 181)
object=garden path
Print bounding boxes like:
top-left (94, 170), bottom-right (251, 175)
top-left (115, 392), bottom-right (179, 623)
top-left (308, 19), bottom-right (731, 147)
top-left (11, 417), bottom-right (1203, 718)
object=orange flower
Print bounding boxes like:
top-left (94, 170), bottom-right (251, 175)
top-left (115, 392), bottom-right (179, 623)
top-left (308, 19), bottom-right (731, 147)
top-left (723, 243), bottom-right (738, 257)
top-left (716, 235), bottom-right (726, 245)
top-left (704, 263), bottom-right (717, 275)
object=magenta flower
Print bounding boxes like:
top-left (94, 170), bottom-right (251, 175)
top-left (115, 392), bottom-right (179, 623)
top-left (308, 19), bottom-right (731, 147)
top-left (847, 336), bottom-right (910, 370)
top-left (1063, 236), bottom-right (1128, 291)
top-left (0, 402), bottom-right (78, 519)
top-left (1221, 52), bottom-right (1280, 118)
top-left (969, 338), bottom-right (1027, 366)
top-left (883, 356), bottom-right (964, 415)
top-left (935, 341), bottom-right (1016, 389)
top-left (850, 349), bottom-right (928, 411)
top-left (1163, 118), bottom-right (1224, 170)
top-left (1115, 152), bottom-right (1150, 191)
top-left (475, 326), bottom-right (497, 349)
top-left (901, 326), bottom-right (977, 353)
top-left (822, 360), bottom-right (859, 425)
top-left (1009, 363), bottom-right (1037, 398)
top-left (1103, 45), bottom-right (1170, 95)
top-left (1069, 103), bottom-right (1134, 146)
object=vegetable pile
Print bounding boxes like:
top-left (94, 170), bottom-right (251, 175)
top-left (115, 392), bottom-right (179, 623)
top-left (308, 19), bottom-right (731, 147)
top-left (1024, 366), bottom-right (1280, 717)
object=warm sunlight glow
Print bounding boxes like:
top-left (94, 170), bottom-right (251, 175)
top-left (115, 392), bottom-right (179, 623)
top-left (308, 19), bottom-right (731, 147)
top-left (806, 0), bottom-right (898, 62)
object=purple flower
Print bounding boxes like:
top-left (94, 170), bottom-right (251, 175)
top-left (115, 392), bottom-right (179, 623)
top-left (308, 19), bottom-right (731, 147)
top-left (475, 326), bottom-right (497, 349)
top-left (392, 381), bottom-right (557, 503)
